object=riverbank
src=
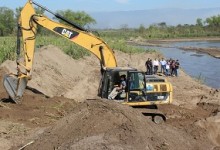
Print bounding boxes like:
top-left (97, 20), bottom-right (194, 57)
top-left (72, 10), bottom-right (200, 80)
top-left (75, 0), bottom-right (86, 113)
top-left (127, 37), bottom-right (220, 58)
top-left (0, 45), bottom-right (219, 149)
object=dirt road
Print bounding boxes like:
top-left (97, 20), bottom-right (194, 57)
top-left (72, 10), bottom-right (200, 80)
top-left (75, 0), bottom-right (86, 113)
top-left (0, 46), bottom-right (219, 150)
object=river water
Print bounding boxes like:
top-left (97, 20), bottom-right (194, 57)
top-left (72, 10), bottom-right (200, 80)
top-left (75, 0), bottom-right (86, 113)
top-left (169, 41), bottom-right (220, 48)
top-left (141, 41), bottom-right (220, 89)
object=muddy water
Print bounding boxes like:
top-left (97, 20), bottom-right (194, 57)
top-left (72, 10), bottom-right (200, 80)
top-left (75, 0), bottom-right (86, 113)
top-left (141, 41), bottom-right (220, 89)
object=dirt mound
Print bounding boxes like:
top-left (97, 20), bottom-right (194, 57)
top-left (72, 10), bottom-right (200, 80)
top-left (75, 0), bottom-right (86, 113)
top-left (23, 100), bottom-right (213, 150)
top-left (196, 101), bottom-right (220, 146)
top-left (166, 70), bottom-right (219, 108)
top-left (196, 113), bottom-right (220, 146)
top-left (0, 68), bottom-right (78, 149)
top-left (1, 45), bottom-right (101, 102)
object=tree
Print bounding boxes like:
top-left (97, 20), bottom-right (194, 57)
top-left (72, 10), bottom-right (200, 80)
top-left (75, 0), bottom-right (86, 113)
top-left (15, 7), bottom-right (22, 21)
top-left (158, 22), bottom-right (167, 28)
top-left (196, 18), bottom-right (203, 27)
top-left (138, 24), bottom-right (145, 33)
top-left (55, 10), bottom-right (96, 27)
top-left (35, 6), bottom-right (45, 14)
top-left (0, 7), bottom-right (15, 36)
top-left (120, 24), bottom-right (129, 31)
top-left (205, 15), bottom-right (220, 27)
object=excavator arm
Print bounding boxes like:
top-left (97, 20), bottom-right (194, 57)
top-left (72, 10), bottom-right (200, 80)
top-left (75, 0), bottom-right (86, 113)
top-left (3, 0), bottom-right (117, 103)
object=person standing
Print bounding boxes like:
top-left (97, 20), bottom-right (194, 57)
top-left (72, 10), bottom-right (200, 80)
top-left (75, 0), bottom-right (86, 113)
top-left (160, 58), bottom-right (166, 74)
top-left (170, 59), bottom-right (176, 76)
top-left (153, 58), bottom-right (159, 74)
top-left (165, 60), bottom-right (170, 76)
top-left (145, 58), bottom-right (151, 75)
top-left (174, 60), bottom-right (180, 77)
top-left (149, 59), bottom-right (153, 75)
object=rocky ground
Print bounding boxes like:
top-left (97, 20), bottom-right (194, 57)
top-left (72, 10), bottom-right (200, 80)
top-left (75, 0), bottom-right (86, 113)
top-left (0, 45), bottom-right (219, 150)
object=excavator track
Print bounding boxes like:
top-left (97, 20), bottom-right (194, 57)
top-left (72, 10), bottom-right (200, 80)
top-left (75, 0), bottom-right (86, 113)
top-left (133, 105), bottom-right (167, 124)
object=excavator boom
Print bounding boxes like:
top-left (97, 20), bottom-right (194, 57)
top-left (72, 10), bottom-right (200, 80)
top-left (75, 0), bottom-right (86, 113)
top-left (3, 0), bottom-right (117, 103)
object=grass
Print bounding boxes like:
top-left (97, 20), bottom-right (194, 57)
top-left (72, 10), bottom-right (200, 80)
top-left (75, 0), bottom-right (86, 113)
top-left (0, 36), bottom-right (16, 63)
top-left (0, 34), bottom-right (153, 64)
top-left (194, 73), bottom-right (206, 84)
top-left (101, 37), bottom-right (152, 53)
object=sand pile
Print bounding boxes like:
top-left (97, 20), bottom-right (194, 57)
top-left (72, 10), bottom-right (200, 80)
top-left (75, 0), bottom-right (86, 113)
top-left (1, 45), bottom-right (101, 101)
top-left (25, 100), bottom-right (214, 150)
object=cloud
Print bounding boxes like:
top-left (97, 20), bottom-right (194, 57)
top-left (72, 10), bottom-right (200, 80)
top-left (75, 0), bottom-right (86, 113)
top-left (115, 0), bottom-right (129, 4)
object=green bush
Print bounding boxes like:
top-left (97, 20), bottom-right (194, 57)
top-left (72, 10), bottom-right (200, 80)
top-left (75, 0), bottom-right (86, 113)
top-left (0, 37), bottom-right (16, 63)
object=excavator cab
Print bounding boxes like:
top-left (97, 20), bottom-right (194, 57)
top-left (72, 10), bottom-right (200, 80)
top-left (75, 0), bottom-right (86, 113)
top-left (98, 68), bottom-right (173, 106)
top-left (98, 67), bottom-right (137, 100)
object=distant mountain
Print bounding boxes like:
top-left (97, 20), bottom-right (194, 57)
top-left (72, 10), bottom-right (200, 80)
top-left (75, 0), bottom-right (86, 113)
top-left (89, 8), bottom-right (220, 29)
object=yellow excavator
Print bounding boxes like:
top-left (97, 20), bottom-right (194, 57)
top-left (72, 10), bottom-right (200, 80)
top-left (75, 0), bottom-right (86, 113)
top-left (3, 0), bottom-right (173, 121)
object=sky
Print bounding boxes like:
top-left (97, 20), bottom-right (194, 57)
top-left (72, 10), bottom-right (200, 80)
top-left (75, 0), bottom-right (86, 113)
top-left (1, 0), bottom-right (220, 12)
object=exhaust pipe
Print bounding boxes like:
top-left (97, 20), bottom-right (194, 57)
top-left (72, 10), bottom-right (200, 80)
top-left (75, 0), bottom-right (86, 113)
top-left (3, 74), bottom-right (28, 103)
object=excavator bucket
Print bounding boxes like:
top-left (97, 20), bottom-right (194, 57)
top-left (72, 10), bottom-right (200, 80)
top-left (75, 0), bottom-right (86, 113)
top-left (3, 74), bottom-right (28, 103)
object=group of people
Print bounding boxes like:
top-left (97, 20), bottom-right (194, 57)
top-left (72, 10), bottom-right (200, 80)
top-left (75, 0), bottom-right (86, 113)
top-left (145, 58), bottom-right (180, 77)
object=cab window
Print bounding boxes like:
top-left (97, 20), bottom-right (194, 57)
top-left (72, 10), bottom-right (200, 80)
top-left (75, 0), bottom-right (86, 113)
top-left (129, 72), bottom-right (145, 90)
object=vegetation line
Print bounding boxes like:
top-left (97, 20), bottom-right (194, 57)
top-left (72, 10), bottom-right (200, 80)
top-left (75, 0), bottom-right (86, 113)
top-left (0, 5), bottom-right (219, 63)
